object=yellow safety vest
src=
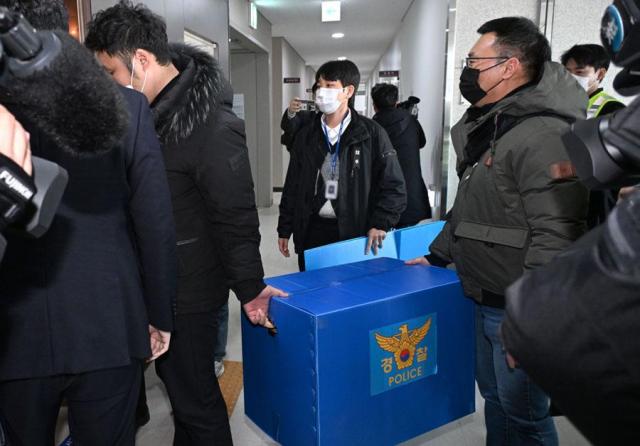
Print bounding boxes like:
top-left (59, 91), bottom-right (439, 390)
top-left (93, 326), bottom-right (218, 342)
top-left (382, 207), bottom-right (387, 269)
top-left (587, 91), bottom-right (623, 118)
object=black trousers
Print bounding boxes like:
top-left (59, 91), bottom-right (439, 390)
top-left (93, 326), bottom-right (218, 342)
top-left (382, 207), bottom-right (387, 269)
top-left (298, 214), bottom-right (340, 271)
top-left (156, 311), bottom-right (232, 446)
top-left (0, 361), bottom-right (141, 446)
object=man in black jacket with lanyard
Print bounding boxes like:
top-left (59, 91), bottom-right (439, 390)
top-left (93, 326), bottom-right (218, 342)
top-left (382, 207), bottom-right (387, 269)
top-left (277, 59), bottom-right (406, 271)
top-left (86, 2), bottom-right (286, 444)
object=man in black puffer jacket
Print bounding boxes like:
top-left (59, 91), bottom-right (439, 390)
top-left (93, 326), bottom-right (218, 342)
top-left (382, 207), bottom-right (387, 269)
top-left (372, 83), bottom-right (431, 227)
top-left (86, 2), bottom-right (285, 444)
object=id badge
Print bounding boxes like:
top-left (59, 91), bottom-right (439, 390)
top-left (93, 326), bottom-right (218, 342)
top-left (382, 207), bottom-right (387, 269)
top-left (325, 180), bottom-right (338, 200)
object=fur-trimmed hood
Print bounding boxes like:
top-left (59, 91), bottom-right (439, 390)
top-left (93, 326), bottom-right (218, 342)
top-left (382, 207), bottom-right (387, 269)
top-left (152, 43), bottom-right (232, 145)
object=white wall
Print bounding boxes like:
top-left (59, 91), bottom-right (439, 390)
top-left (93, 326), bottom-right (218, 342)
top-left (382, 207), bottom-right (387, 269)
top-left (229, 0), bottom-right (272, 53)
top-left (368, 37), bottom-right (401, 116)
top-left (552, 0), bottom-right (626, 103)
top-left (370, 0), bottom-right (449, 214)
top-left (230, 52), bottom-right (260, 188)
top-left (228, 0), bottom-right (274, 207)
top-left (271, 37), bottom-right (314, 188)
top-left (371, 37), bottom-right (402, 87)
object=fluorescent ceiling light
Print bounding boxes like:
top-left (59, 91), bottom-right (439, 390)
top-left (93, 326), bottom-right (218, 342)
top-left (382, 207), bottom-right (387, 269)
top-left (250, 2), bottom-right (258, 29)
top-left (331, 32), bottom-right (344, 39)
top-left (337, 56), bottom-right (347, 61)
top-left (322, 1), bottom-right (341, 22)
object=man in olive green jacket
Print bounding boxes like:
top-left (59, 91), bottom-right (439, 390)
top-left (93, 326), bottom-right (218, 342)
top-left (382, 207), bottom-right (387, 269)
top-left (409, 17), bottom-right (588, 446)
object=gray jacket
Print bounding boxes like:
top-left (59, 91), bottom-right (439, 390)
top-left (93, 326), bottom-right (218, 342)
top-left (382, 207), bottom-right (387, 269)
top-left (430, 62), bottom-right (589, 306)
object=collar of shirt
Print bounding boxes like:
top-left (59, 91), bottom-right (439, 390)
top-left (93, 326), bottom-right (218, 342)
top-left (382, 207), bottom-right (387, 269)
top-left (322, 110), bottom-right (351, 146)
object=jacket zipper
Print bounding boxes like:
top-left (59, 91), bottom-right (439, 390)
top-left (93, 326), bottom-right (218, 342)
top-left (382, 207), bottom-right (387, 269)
top-left (351, 149), bottom-right (361, 178)
top-left (176, 237), bottom-right (199, 246)
top-left (314, 169), bottom-right (320, 195)
top-left (489, 112), bottom-right (501, 160)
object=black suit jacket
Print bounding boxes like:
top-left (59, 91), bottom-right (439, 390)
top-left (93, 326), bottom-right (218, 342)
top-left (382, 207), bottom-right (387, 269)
top-left (0, 87), bottom-right (176, 380)
top-left (373, 108), bottom-right (431, 226)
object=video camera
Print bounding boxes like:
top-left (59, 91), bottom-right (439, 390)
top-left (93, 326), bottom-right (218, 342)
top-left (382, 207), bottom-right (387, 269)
top-left (562, 0), bottom-right (640, 189)
top-left (397, 95), bottom-right (420, 117)
top-left (0, 7), bottom-right (69, 259)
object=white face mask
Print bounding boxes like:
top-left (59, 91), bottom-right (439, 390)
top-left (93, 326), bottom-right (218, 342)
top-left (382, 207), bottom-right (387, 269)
top-left (315, 87), bottom-right (345, 114)
top-left (571, 73), bottom-right (593, 92)
top-left (126, 58), bottom-right (148, 93)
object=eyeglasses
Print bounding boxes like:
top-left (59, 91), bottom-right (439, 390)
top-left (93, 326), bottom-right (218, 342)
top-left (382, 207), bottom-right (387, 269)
top-left (464, 56), bottom-right (509, 69)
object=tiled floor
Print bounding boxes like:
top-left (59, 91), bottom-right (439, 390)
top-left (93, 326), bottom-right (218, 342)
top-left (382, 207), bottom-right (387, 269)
top-left (58, 195), bottom-right (591, 445)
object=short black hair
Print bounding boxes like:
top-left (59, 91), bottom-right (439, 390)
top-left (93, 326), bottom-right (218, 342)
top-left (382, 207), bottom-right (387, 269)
top-left (371, 83), bottom-right (398, 109)
top-left (85, 0), bottom-right (172, 67)
top-left (311, 82), bottom-right (319, 94)
top-left (477, 17), bottom-right (551, 81)
top-left (316, 59), bottom-right (360, 107)
top-left (561, 44), bottom-right (611, 71)
top-left (0, 0), bottom-right (69, 31)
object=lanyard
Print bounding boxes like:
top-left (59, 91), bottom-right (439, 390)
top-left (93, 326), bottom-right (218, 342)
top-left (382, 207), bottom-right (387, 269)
top-left (321, 113), bottom-right (348, 180)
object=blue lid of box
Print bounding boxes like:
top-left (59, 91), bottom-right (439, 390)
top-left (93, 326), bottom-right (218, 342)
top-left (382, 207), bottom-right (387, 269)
top-left (265, 258), bottom-right (459, 317)
top-left (303, 221), bottom-right (446, 270)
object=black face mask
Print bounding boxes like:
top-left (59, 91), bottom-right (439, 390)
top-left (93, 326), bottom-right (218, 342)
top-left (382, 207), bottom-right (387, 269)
top-left (459, 59), bottom-right (508, 105)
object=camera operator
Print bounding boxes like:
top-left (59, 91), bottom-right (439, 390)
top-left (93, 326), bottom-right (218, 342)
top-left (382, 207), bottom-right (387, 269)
top-left (502, 1), bottom-right (640, 444)
top-left (0, 1), bottom-right (177, 443)
top-left (0, 105), bottom-right (31, 175)
top-left (0, 104), bottom-right (33, 258)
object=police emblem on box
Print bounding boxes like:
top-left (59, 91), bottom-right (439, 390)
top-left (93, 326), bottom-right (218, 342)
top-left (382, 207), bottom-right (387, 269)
top-left (369, 314), bottom-right (437, 395)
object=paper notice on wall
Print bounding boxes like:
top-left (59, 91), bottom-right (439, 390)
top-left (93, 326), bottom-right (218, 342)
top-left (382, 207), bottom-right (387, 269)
top-left (233, 94), bottom-right (245, 120)
top-left (355, 94), bottom-right (367, 115)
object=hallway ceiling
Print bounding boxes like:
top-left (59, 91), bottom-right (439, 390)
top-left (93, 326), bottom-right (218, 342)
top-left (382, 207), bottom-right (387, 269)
top-left (255, 0), bottom-right (413, 81)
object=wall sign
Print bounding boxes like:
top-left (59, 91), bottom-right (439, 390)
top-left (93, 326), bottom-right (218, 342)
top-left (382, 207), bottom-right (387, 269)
top-left (379, 70), bottom-right (400, 78)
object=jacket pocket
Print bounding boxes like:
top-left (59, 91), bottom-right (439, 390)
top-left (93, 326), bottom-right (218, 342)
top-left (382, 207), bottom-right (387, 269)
top-left (454, 220), bottom-right (528, 249)
top-left (452, 220), bottom-right (529, 295)
top-left (176, 237), bottom-right (212, 277)
top-left (177, 237), bottom-right (199, 247)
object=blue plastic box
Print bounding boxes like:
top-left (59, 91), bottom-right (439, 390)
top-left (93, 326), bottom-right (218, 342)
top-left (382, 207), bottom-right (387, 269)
top-left (304, 221), bottom-right (445, 270)
top-left (242, 258), bottom-right (475, 446)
